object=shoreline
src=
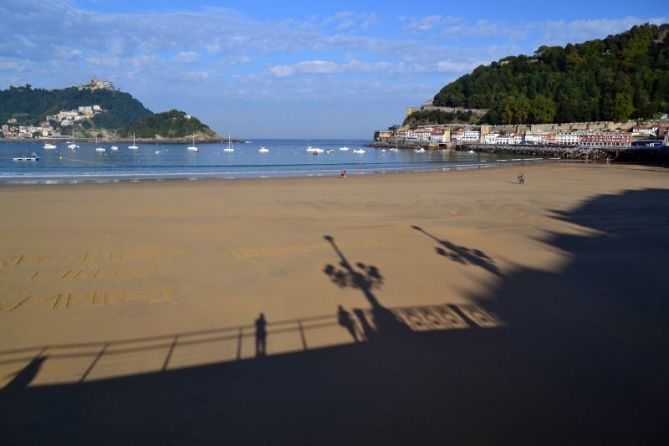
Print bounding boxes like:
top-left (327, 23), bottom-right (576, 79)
top-left (0, 158), bottom-right (562, 186)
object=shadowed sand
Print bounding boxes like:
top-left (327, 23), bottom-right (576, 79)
top-left (1, 163), bottom-right (668, 445)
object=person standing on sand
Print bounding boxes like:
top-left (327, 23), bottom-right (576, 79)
top-left (337, 305), bottom-right (360, 342)
top-left (255, 313), bottom-right (267, 356)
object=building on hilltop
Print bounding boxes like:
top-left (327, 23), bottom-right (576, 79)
top-left (78, 76), bottom-right (116, 91)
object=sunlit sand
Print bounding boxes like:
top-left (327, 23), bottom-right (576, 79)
top-left (1, 162), bottom-right (665, 387)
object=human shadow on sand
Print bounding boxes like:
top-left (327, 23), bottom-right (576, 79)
top-left (1, 189), bottom-right (668, 445)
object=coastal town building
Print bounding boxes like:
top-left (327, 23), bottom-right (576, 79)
top-left (373, 123), bottom-right (648, 150)
top-left (496, 134), bottom-right (523, 145)
top-left (579, 132), bottom-right (632, 147)
top-left (78, 76), bottom-right (116, 91)
top-left (451, 129), bottom-right (480, 143)
top-left (632, 126), bottom-right (658, 137)
top-left (2, 103), bottom-right (103, 138)
top-left (555, 132), bottom-right (580, 145)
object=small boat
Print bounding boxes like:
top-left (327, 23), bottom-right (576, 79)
top-left (353, 148), bottom-right (365, 154)
top-left (128, 133), bottom-right (139, 150)
top-left (468, 149), bottom-right (475, 154)
top-left (67, 130), bottom-right (79, 150)
top-left (389, 147), bottom-right (399, 152)
top-left (258, 146), bottom-right (270, 153)
top-left (306, 146), bottom-right (324, 154)
top-left (339, 146), bottom-right (350, 151)
top-left (43, 143), bottom-right (57, 150)
top-left (13, 152), bottom-right (39, 162)
top-left (95, 136), bottom-right (104, 153)
top-left (110, 145), bottom-right (118, 151)
top-left (223, 134), bottom-right (234, 152)
top-left (187, 133), bottom-right (198, 152)
top-left (414, 147), bottom-right (426, 153)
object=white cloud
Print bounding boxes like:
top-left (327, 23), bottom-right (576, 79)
top-left (175, 51), bottom-right (200, 64)
top-left (436, 60), bottom-right (485, 72)
top-left (269, 59), bottom-right (398, 78)
top-left (405, 14), bottom-right (669, 45)
top-left (296, 60), bottom-right (340, 74)
top-left (270, 65), bottom-right (296, 77)
top-left (322, 11), bottom-right (378, 31)
top-left (183, 71), bottom-right (211, 80)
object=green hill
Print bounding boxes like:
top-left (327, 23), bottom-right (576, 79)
top-left (118, 109), bottom-right (218, 139)
top-left (0, 84), bottom-right (152, 128)
top-left (432, 23), bottom-right (669, 124)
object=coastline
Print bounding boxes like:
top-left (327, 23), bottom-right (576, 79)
top-left (0, 158), bottom-right (555, 185)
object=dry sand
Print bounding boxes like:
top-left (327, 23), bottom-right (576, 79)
top-left (1, 162), bottom-right (668, 444)
top-left (0, 162), bottom-right (666, 384)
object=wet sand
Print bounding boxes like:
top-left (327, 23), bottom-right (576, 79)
top-left (1, 163), bottom-right (668, 444)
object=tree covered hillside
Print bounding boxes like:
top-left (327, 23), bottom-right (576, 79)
top-left (0, 85), bottom-right (152, 128)
top-left (118, 109), bottom-right (218, 139)
top-left (433, 24), bottom-right (669, 124)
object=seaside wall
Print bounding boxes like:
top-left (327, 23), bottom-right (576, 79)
top-left (405, 105), bottom-right (489, 118)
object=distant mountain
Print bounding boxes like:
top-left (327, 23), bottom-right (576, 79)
top-left (432, 23), bottom-right (669, 124)
top-left (0, 84), bottom-right (152, 129)
top-left (118, 109), bottom-right (218, 140)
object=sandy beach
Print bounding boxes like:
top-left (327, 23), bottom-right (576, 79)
top-left (1, 162), bottom-right (668, 444)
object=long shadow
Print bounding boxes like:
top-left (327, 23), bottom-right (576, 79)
top-left (323, 235), bottom-right (411, 340)
top-left (1, 189), bottom-right (668, 445)
top-left (3, 355), bottom-right (47, 391)
top-left (412, 225), bottom-right (502, 276)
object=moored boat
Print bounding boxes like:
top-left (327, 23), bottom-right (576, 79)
top-left (13, 152), bottom-right (39, 162)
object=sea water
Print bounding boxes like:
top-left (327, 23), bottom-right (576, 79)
top-left (0, 138), bottom-right (541, 184)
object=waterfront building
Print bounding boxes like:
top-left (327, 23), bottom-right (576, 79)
top-left (483, 133), bottom-right (499, 144)
top-left (555, 132), bottom-right (580, 145)
top-left (452, 129), bottom-right (481, 143)
top-left (579, 132), bottom-right (632, 148)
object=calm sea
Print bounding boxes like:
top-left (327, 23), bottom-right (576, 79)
top-left (0, 138), bottom-right (540, 184)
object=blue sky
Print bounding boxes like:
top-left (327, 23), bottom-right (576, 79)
top-left (1, 0), bottom-right (666, 138)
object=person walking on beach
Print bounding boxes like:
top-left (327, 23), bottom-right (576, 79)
top-left (337, 305), bottom-right (360, 342)
top-left (255, 313), bottom-right (267, 356)
top-left (517, 172), bottom-right (525, 184)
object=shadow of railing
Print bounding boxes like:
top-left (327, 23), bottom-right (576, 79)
top-left (1, 300), bottom-right (504, 389)
top-left (0, 314), bottom-right (338, 386)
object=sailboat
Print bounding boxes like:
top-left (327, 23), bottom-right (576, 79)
top-left (95, 135), bottom-right (105, 152)
top-left (223, 134), bottom-right (234, 152)
top-left (128, 133), bottom-right (139, 150)
top-left (67, 129), bottom-right (79, 150)
top-left (187, 133), bottom-right (198, 152)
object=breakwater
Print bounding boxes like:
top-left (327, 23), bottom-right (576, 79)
top-left (455, 144), bottom-right (669, 164)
